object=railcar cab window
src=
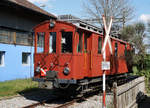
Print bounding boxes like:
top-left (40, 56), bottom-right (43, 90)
top-left (98, 37), bottom-right (102, 54)
top-left (49, 32), bottom-right (56, 53)
top-left (115, 42), bottom-right (118, 56)
top-left (37, 32), bottom-right (45, 53)
top-left (77, 32), bottom-right (83, 53)
top-left (61, 32), bottom-right (72, 53)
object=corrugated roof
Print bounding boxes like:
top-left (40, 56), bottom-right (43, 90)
top-left (7, 0), bottom-right (57, 19)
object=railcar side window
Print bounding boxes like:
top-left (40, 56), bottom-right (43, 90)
top-left (61, 32), bottom-right (72, 53)
top-left (124, 44), bottom-right (127, 56)
top-left (84, 33), bottom-right (91, 52)
top-left (98, 37), bottom-right (102, 54)
top-left (49, 32), bottom-right (56, 53)
top-left (37, 32), bottom-right (45, 53)
top-left (115, 42), bottom-right (118, 56)
top-left (77, 32), bottom-right (83, 53)
top-left (84, 34), bottom-right (88, 52)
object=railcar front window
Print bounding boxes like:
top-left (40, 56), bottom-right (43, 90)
top-left (49, 32), bottom-right (56, 53)
top-left (61, 32), bottom-right (72, 53)
top-left (37, 32), bottom-right (45, 53)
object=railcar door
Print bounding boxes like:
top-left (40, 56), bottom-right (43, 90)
top-left (83, 32), bottom-right (92, 76)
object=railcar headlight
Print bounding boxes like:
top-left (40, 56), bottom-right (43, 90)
top-left (63, 67), bottom-right (70, 75)
top-left (49, 20), bottom-right (55, 28)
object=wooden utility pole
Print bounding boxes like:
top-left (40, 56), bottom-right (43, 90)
top-left (122, 11), bottom-right (126, 29)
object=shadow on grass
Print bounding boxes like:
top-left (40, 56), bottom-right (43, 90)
top-left (18, 87), bottom-right (40, 94)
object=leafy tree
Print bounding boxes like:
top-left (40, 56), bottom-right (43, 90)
top-left (120, 22), bottom-right (146, 71)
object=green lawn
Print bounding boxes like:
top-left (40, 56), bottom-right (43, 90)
top-left (0, 79), bottom-right (38, 98)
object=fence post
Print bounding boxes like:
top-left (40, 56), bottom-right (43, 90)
top-left (113, 82), bottom-right (117, 108)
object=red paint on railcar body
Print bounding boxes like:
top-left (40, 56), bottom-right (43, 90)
top-left (33, 20), bottom-right (131, 82)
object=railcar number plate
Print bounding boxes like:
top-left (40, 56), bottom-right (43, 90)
top-left (101, 61), bottom-right (110, 70)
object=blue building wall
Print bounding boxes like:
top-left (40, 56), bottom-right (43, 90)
top-left (0, 43), bottom-right (34, 82)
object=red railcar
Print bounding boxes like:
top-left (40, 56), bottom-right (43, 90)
top-left (33, 20), bottom-right (132, 89)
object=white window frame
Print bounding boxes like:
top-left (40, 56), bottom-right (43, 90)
top-left (22, 52), bottom-right (31, 66)
top-left (0, 51), bottom-right (5, 67)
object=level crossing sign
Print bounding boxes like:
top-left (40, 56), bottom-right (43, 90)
top-left (101, 15), bottom-right (113, 70)
top-left (102, 15), bottom-right (113, 56)
top-left (101, 15), bottom-right (113, 108)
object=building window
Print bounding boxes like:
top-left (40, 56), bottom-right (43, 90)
top-left (16, 32), bottom-right (30, 46)
top-left (61, 32), bottom-right (72, 53)
top-left (0, 51), bottom-right (5, 67)
top-left (0, 28), bottom-right (32, 46)
top-left (77, 32), bottom-right (83, 53)
top-left (115, 42), bottom-right (118, 56)
top-left (22, 52), bottom-right (31, 65)
top-left (37, 32), bottom-right (45, 53)
top-left (0, 29), bottom-right (14, 44)
top-left (49, 32), bottom-right (56, 53)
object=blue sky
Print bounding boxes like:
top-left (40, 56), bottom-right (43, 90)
top-left (28, 0), bottom-right (84, 17)
top-left (28, 0), bottom-right (150, 23)
top-left (132, 0), bottom-right (150, 23)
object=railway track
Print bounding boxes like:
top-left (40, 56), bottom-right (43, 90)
top-left (54, 99), bottom-right (79, 108)
top-left (22, 96), bottom-right (82, 108)
top-left (22, 95), bottom-right (60, 108)
top-left (22, 75), bottom-right (139, 108)
top-left (22, 90), bottom-right (97, 108)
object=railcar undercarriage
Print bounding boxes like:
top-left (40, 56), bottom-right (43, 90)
top-left (33, 73), bottom-right (133, 97)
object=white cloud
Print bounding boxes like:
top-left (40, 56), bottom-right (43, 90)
top-left (139, 14), bottom-right (150, 23)
top-left (27, 0), bottom-right (54, 9)
top-left (27, 0), bottom-right (48, 3)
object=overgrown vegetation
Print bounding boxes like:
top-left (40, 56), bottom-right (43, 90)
top-left (121, 22), bottom-right (150, 92)
top-left (0, 79), bottom-right (38, 98)
top-left (133, 55), bottom-right (150, 92)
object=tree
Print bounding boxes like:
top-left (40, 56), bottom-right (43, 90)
top-left (120, 22), bottom-right (146, 70)
top-left (121, 22), bottom-right (146, 54)
top-left (146, 22), bottom-right (150, 49)
top-left (83, 0), bottom-right (134, 28)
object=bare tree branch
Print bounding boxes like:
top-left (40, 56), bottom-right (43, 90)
top-left (82, 0), bottom-right (134, 28)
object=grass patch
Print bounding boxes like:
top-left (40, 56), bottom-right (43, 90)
top-left (0, 79), bottom-right (38, 98)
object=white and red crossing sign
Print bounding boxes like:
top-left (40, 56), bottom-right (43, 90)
top-left (101, 15), bottom-right (113, 108)
top-left (101, 15), bottom-right (113, 71)
top-left (102, 15), bottom-right (113, 56)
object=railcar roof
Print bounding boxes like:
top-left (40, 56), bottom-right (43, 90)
top-left (33, 20), bottom-right (129, 44)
